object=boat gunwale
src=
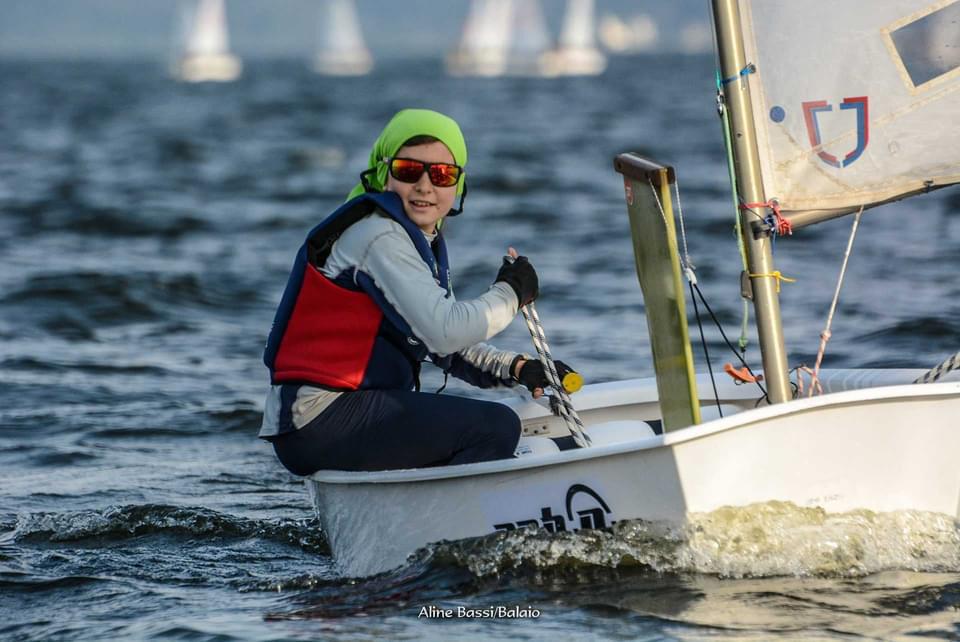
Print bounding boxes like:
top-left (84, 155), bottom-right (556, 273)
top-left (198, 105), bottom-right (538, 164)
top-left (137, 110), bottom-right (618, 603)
top-left (307, 381), bottom-right (960, 485)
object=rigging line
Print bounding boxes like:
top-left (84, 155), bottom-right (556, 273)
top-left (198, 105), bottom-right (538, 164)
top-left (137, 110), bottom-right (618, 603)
top-left (647, 180), bottom-right (674, 256)
top-left (673, 176), bottom-right (693, 270)
top-left (671, 175), bottom-right (720, 414)
top-left (737, 199), bottom-right (771, 227)
top-left (649, 175), bottom-right (722, 411)
top-left (808, 204), bottom-right (864, 396)
top-left (689, 281), bottom-right (723, 417)
top-left (692, 281), bottom-right (769, 400)
top-left (716, 80), bottom-right (751, 354)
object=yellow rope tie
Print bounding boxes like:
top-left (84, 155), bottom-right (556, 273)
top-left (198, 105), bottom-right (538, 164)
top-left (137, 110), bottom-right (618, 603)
top-left (748, 271), bottom-right (796, 293)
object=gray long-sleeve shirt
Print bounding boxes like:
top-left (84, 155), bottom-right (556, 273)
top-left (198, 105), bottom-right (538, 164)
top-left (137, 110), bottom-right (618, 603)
top-left (259, 213), bottom-right (523, 437)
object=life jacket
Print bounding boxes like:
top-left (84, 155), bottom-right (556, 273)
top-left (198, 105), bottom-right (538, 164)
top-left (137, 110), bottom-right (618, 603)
top-left (263, 192), bottom-right (451, 391)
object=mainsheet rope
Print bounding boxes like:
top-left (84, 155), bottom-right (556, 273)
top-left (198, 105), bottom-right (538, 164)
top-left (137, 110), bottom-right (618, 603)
top-left (517, 302), bottom-right (591, 448)
top-left (914, 352), bottom-right (960, 384)
top-left (506, 253), bottom-right (591, 448)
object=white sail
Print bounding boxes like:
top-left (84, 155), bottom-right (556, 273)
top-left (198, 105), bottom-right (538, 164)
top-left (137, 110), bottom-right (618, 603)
top-left (314, 0), bottom-right (373, 76)
top-left (739, 0), bottom-right (960, 225)
top-left (446, 0), bottom-right (513, 76)
top-left (598, 13), bottom-right (658, 53)
top-left (448, 0), bottom-right (559, 77)
top-left (186, 0), bottom-right (229, 56)
top-left (560, 0), bottom-right (597, 49)
top-left (173, 0), bottom-right (242, 82)
top-left (505, 0), bottom-right (553, 76)
top-left (542, 0), bottom-right (607, 76)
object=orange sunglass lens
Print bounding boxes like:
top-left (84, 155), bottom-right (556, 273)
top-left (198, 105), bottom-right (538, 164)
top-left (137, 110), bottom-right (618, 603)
top-left (429, 164), bottom-right (461, 187)
top-left (390, 159), bottom-right (426, 183)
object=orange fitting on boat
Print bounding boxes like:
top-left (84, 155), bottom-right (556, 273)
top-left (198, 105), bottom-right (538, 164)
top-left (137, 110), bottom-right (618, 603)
top-left (724, 362), bottom-right (763, 384)
top-left (741, 200), bottom-right (793, 236)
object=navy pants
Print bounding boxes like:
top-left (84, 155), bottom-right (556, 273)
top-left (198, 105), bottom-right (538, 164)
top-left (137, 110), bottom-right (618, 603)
top-left (271, 389), bottom-right (521, 475)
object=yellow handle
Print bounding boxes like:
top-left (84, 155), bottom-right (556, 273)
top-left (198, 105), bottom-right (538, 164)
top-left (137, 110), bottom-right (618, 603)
top-left (562, 371), bottom-right (583, 394)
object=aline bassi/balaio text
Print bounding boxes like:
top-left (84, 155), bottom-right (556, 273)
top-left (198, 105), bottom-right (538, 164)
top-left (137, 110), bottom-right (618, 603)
top-left (418, 605), bottom-right (541, 619)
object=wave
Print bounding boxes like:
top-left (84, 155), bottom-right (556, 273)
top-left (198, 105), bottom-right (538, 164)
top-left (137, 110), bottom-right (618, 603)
top-left (0, 357), bottom-right (168, 376)
top-left (2, 270), bottom-right (265, 337)
top-left (7, 195), bottom-right (212, 239)
top-left (420, 501), bottom-right (960, 580)
top-left (859, 317), bottom-right (960, 342)
top-left (84, 404), bottom-right (263, 438)
top-left (0, 570), bottom-right (109, 592)
top-left (12, 505), bottom-right (329, 554)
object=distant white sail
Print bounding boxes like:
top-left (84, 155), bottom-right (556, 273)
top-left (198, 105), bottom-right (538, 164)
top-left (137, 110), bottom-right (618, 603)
top-left (446, 0), bottom-right (513, 76)
top-left (314, 0), bottom-right (373, 76)
top-left (448, 0), bottom-right (560, 77)
top-left (598, 13), bottom-right (658, 54)
top-left (503, 0), bottom-right (554, 75)
top-left (559, 0), bottom-right (597, 50)
top-left (542, 0), bottom-right (607, 76)
top-left (173, 0), bottom-right (242, 82)
top-left (186, 0), bottom-right (228, 56)
top-left (740, 0), bottom-right (960, 223)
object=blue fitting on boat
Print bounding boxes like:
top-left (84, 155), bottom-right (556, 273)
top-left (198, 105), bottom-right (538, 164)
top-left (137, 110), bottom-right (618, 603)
top-left (721, 63), bottom-right (756, 86)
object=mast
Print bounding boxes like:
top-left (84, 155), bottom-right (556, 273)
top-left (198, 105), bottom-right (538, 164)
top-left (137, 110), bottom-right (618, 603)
top-left (711, 0), bottom-right (791, 404)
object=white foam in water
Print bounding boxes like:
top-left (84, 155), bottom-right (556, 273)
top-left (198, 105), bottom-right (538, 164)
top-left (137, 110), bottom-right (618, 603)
top-left (437, 501), bottom-right (960, 579)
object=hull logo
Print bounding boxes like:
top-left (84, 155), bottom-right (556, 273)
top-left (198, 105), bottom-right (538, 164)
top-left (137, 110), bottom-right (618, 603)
top-left (493, 483), bottom-right (613, 533)
top-left (801, 96), bottom-right (869, 168)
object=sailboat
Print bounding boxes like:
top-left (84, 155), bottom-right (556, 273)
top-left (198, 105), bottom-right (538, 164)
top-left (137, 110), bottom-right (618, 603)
top-left (446, 0), bottom-right (514, 77)
top-left (173, 0), bottom-right (242, 83)
top-left (597, 13), bottom-right (658, 54)
top-left (541, 0), bottom-right (607, 76)
top-left (306, 0), bottom-right (960, 578)
top-left (313, 0), bottom-right (373, 76)
top-left (502, 0), bottom-right (553, 76)
top-left (446, 0), bottom-right (556, 77)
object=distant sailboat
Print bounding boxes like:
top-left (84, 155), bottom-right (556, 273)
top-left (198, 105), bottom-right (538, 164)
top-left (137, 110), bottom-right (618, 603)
top-left (173, 0), bottom-right (242, 83)
top-left (446, 0), bottom-right (513, 77)
top-left (598, 13), bottom-right (658, 54)
top-left (542, 0), bottom-right (607, 76)
top-left (314, 0), bottom-right (373, 76)
top-left (447, 0), bottom-right (557, 77)
top-left (504, 0), bottom-right (554, 76)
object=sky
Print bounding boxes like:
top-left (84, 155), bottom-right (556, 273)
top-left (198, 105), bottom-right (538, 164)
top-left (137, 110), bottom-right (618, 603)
top-left (0, 0), bottom-right (712, 59)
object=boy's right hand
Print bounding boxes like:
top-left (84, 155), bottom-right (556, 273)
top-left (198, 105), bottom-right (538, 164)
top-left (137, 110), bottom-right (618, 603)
top-left (495, 255), bottom-right (539, 307)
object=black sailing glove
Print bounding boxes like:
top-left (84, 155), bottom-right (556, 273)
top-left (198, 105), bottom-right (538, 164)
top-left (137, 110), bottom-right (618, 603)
top-left (515, 359), bottom-right (576, 394)
top-left (495, 255), bottom-right (539, 307)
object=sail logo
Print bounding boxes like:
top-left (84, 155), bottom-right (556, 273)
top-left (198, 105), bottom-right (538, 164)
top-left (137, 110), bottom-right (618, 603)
top-left (801, 96), bottom-right (869, 168)
top-left (492, 483), bottom-right (613, 533)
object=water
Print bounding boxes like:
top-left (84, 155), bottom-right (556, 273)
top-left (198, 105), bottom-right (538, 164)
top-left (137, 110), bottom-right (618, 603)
top-left (2, 56), bottom-right (960, 641)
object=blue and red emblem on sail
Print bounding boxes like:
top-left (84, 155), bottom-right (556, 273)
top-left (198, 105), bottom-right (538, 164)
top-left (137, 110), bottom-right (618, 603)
top-left (801, 96), bottom-right (869, 168)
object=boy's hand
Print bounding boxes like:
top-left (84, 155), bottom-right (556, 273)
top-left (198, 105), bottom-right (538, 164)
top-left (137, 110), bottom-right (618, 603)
top-left (513, 359), bottom-right (577, 399)
top-left (495, 255), bottom-right (539, 307)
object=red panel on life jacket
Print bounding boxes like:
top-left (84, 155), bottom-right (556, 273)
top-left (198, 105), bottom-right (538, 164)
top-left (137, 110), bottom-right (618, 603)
top-left (272, 264), bottom-right (382, 389)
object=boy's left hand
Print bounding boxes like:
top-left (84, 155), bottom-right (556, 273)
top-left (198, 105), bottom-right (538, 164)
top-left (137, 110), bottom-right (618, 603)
top-left (514, 359), bottom-right (577, 399)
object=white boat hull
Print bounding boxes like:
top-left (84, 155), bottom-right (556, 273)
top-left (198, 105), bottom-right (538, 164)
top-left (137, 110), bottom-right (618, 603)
top-left (174, 54), bottom-right (242, 83)
top-left (306, 371), bottom-right (960, 577)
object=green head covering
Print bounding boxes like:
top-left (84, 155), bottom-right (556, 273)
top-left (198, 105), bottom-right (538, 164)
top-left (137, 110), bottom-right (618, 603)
top-left (347, 108), bottom-right (468, 201)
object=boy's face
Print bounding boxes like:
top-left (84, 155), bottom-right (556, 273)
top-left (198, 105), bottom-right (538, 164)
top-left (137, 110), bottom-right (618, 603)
top-left (386, 141), bottom-right (458, 234)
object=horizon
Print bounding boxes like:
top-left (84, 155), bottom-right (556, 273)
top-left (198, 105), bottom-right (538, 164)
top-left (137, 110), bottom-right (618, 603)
top-left (0, 0), bottom-right (713, 60)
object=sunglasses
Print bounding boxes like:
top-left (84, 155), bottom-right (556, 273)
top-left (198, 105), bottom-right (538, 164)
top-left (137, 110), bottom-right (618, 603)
top-left (385, 157), bottom-right (463, 188)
